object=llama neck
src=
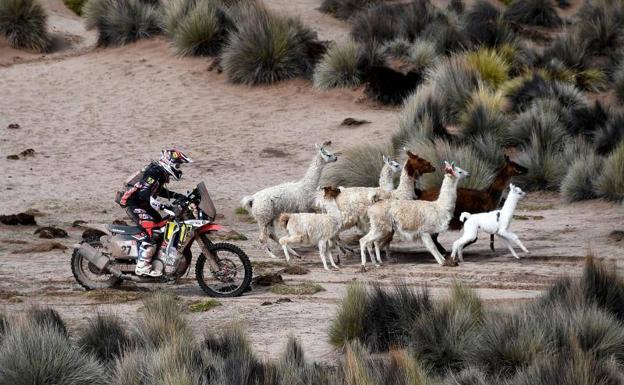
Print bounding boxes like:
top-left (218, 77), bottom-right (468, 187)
top-left (487, 168), bottom-right (513, 204)
top-left (434, 174), bottom-right (459, 213)
top-left (394, 168), bottom-right (416, 199)
top-left (324, 200), bottom-right (342, 226)
top-left (301, 154), bottom-right (325, 189)
top-left (498, 193), bottom-right (520, 228)
top-left (378, 164), bottom-right (395, 192)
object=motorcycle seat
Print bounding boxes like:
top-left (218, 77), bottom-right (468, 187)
top-left (108, 225), bottom-right (144, 235)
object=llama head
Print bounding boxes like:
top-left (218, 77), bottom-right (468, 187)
top-left (503, 155), bottom-right (528, 176)
top-left (383, 155), bottom-right (401, 174)
top-left (316, 142), bottom-right (338, 163)
top-left (443, 161), bottom-right (470, 180)
top-left (322, 185), bottom-right (342, 199)
top-left (404, 148), bottom-right (436, 176)
top-left (509, 183), bottom-right (526, 199)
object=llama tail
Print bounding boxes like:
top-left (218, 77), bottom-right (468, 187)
top-left (278, 213), bottom-right (290, 229)
top-left (459, 212), bottom-right (471, 223)
top-left (240, 195), bottom-right (254, 212)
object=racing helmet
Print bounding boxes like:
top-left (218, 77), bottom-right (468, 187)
top-left (159, 148), bottom-right (192, 180)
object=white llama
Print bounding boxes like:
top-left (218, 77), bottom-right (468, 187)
top-left (240, 142), bottom-right (337, 258)
top-left (333, 155), bottom-right (402, 235)
top-left (278, 186), bottom-right (344, 270)
top-left (360, 161), bottom-right (469, 267)
top-left (451, 184), bottom-right (529, 262)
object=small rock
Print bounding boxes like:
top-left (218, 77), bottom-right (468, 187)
top-left (276, 297), bottom-right (292, 304)
top-left (20, 149), bottom-right (35, 157)
top-left (341, 118), bottom-right (371, 126)
top-left (12, 241), bottom-right (68, 254)
top-left (6, 155), bottom-right (19, 160)
top-left (252, 273), bottom-right (284, 287)
top-left (7, 123), bottom-right (20, 129)
top-left (278, 265), bottom-right (310, 275)
top-left (260, 301), bottom-right (273, 306)
top-left (609, 230), bottom-right (624, 242)
top-left (82, 228), bottom-right (107, 240)
top-left (35, 226), bottom-right (68, 239)
top-left (72, 220), bottom-right (87, 227)
top-left (0, 213), bottom-right (36, 225)
top-left (112, 219), bottom-right (128, 226)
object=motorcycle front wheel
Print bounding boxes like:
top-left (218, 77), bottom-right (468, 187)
top-left (195, 243), bottom-right (252, 297)
top-left (71, 240), bottom-right (122, 290)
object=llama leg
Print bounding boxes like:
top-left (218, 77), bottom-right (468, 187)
top-left (452, 225), bottom-right (478, 262)
top-left (327, 244), bottom-right (339, 269)
top-left (269, 224), bottom-right (300, 258)
top-left (318, 240), bottom-right (330, 270)
top-left (500, 230), bottom-right (529, 254)
top-left (278, 234), bottom-right (302, 263)
top-left (431, 233), bottom-right (447, 255)
top-left (497, 234), bottom-right (519, 259)
top-left (359, 236), bottom-right (370, 269)
top-left (372, 242), bottom-right (381, 267)
top-left (260, 225), bottom-right (280, 259)
top-left (421, 233), bottom-right (447, 265)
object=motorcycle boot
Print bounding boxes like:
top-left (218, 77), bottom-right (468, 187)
top-left (135, 243), bottom-right (162, 277)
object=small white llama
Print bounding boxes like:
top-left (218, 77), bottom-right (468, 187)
top-left (277, 186), bottom-right (343, 270)
top-left (360, 161), bottom-right (469, 267)
top-left (451, 184), bottom-right (529, 262)
top-left (240, 142), bottom-right (337, 258)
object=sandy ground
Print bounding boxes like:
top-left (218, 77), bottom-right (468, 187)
top-left (1, 0), bottom-right (624, 362)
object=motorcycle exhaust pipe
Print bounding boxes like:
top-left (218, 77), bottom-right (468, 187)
top-left (77, 243), bottom-right (127, 279)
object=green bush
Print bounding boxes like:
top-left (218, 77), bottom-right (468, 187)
top-left (503, 0), bottom-right (562, 27)
top-left (321, 143), bottom-right (393, 188)
top-left (135, 292), bottom-right (193, 347)
top-left (319, 0), bottom-right (380, 20)
top-left (77, 313), bottom-right (133, 364)
top-left (329, 284), bottom-right (369, 348)
top-left (594, 141), bottom-right (624, 202)
top-left (0, 0), bottom-right (50, 52)
top-left (466, 48), bottom-right (510, 88)
top-left (83, 0), bottom-right (163, 46)
top-left (63, 0), bottom-right (87, 14)
top-left (220, 2), bottom-right (320, 85)
top-left (166, 0), bottom-right (231, 56)
top-left (313, 39), bottom-right (362, 89)
top-left (0, 321), bottom-right (107, 385)
top-left (560, 150), bottom-right (603, 202)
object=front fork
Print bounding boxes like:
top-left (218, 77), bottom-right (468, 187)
top-left (196, 233), bottom-right (221, 271)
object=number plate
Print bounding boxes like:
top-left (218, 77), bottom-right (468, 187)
top-left (119, 241), bottom-right (138, 257)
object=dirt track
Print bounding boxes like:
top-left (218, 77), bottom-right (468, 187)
top-left (1, 0), bottom-right (624, 362)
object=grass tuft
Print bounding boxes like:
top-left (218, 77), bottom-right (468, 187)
top-left (313, 39), bottom-right (362, 89)
top-left (63, 0), bottom-right (87, 15)
top-left (0, 0), bottom-right (50, 52)
top-left (560, 150), bottom-right (603, 202)
top-left (329, 284), bottom-right (369, 348)
top-left (319, 0), bottom-right (380, 20)
top-left (83, 0), bottom-right (163, 46)
top-left (0, 321), bottom-right (107, 385)
top-left (321, 143), bottom-right (392, 188)
top-left (466, 48), bottom-right (510, 88)
top-left (27, 307), bottom-right (68, 337)
top-left (77, 313), bottom-right (132, 364)
top-left (503, 0), bottom-right (562, 27)
top-left (221, 2), bottom-right (321, 85)
top-left (188, 299), bottom-right (222, 312)
top-left (167, 0), bottom-right (232, 56)
top-left (615, 63), bottom-right (624, 104)
top-left (269, 283), bottom-right (325, 295)
top-left (594, 141), bottom-right (624, 202)
top-left (136, 292), bottom-right (193, 347)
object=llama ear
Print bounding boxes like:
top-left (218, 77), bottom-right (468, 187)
top-left (315, 143), bottom-right (321, 150)
top-left (444, 161), bottom-right (451, 168)
top-left (383, 155), bottom-right (390, 164)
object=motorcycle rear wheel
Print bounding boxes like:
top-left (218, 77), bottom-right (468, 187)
top-left (71, 240), bottom-right (122, 290)
top-left (195, 243), bottom-right (252, 297)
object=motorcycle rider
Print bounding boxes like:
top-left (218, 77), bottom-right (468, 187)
top-left (118, 148), bottom-right (193, 277)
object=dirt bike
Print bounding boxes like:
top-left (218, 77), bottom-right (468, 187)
top-left (71, 182), bottom-right (253, 297)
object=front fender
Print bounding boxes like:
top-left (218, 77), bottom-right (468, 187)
top-left (181, 223), bottom-right (230, 257)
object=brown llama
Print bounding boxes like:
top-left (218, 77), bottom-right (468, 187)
top-left (416, 156), bottom-right (528, 254)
